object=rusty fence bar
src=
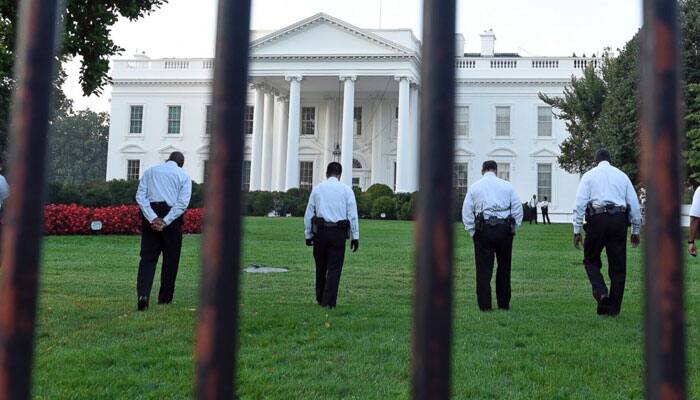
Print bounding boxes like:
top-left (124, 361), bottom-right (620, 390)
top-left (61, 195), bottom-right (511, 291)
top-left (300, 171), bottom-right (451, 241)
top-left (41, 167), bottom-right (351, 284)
top-left (641, 0), bottom-right (686, 399)
top-left (412, 0), bottom-right (456, 399)
top-left (195, 0), bottom-right (252, 398)
top-left (0, 0), bottom-right (64, 399)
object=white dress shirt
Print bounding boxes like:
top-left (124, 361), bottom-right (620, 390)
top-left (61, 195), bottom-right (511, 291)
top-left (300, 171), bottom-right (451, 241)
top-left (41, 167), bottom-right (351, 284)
top-left (304, 177), bottom-right (360, 240)
top-left (689, 186), bottom-right (700, 218)
top-left (573, 161), bottom-right (641, 235)
top-left (538, 200), bottom-right (549, 208)
top-left (462, 171), bottom-right (524, 236)
top-left (0, 175), bottom-right (10, 209)
top-left (135, 161), bottom-right (193, 226)
top-left (528, 198), bottom-right (538, 208)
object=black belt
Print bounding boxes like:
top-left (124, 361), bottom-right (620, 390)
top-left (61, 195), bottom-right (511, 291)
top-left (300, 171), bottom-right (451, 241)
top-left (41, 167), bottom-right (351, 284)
top-left (484, 217), bottom-right (510, 226)
top-left (318, 220), bottom-right (349, 228)
top-left (591, 205), bottom-right (626, 215)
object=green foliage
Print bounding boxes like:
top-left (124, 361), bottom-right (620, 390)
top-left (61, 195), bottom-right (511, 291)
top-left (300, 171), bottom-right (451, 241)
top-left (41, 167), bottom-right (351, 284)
top-left (394, 192), bottom-right (415, 221)
top-left (48, 109), bottom-right (109, 183)
top-left (248, 191), bottom-right (274, 216)
top-left (687, 84), bottom-right (700, 184)
top-left (539, 64), bottom-right (607, 175)
top-left (371, 195), bottom-right (396, 219)
top-left (357, 192), bottom-right (373, 218)
top-left (365, 183), bottom-right (394, 201)
top-left (684, 0), bottom-right (700, 185)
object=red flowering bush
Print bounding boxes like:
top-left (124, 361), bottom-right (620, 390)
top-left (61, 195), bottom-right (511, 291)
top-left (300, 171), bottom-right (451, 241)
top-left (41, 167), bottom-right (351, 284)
top-left (44, 204), bottom-right (204, 235)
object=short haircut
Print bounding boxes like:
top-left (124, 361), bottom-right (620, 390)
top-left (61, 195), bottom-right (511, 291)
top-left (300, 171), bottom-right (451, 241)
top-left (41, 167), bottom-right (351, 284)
top-left (326, 162), bottom-right (342, 177)
top-left (482, 160), bottom-right (498, 172)
top-left (595, 148), bottom-right (611, 163)
top-left (168, 151), bottom-right (185, 167)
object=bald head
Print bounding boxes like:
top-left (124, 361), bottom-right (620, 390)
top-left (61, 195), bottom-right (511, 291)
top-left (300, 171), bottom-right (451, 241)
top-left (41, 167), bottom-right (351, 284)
top-left (168, 151), bottom-right (185, 167)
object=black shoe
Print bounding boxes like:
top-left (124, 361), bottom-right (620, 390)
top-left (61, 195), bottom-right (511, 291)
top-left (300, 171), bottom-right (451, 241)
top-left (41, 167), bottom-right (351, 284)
top-left (137, 296), bottom-right (149, 311)
top-left (498, 306), bottom-right (510, 311)
top-left (158, 300), bottom-right (172, 305)
top-left (596, 295), bottom-right (611, 315)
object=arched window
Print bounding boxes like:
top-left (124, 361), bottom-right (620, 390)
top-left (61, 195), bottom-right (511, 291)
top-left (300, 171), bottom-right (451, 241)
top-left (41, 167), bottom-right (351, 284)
top-left (353, 159), bottom-right (362, 169)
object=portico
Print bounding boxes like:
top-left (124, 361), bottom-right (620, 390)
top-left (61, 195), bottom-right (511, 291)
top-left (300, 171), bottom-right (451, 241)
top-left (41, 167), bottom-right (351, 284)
top-left (245, 13), bottom-right (421, 192)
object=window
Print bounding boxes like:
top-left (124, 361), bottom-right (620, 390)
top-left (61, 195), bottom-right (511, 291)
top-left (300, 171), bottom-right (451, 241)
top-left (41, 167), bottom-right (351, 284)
top-left (299, 161), bottom-right (314, 190)
top-left (242, 161), bottom-right (251, 191)
top-left (454, 163), bottom-right (468, 200)
top-left (301, 107), bottom-right (316, 135)
top-left (455, 106), bottom-right (470, 136)
top-left (127, 160), bottom-right (140, 181)
top-left (392, 106), bottom-right (399, 137)
top-left (497, 162), bottom-right (511, 181)
top-left (537, 163), bottom-right (552, 201)
top-left (393, 162), bottom-right (397, 192)
top-left (496, 106), bottom-right (511, 137)
top-left (244, 106), bottom-right (254, 135)
top-left (538, 106), bottom-right (552, 137)
top-left (353, 159), bottom-right (362, 169)
top-left (352, 177), bottom-right (360, 188)
top-left (353, 107), bottom-right (362, 136)
top-left (129, 105), bottom-right (144, 134)
top-left (205, 105), bottom-right (213, 135)
top-left (168, 106), bottom-right (182, 134)
top-left (203, 160), bottom-right (209, 183)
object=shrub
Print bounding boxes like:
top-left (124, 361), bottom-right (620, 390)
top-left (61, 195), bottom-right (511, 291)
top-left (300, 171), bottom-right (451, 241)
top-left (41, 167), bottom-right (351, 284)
top-left (371, 196), bottom-right (396, 219)
top-left (366, 183), bottom-right (393, 201)
top-left (357, 192), bottom-right (373, 218)
top-left (249, 191), bottom-right (275, 216)
top-left (396, 192), bottom-right (417, 220)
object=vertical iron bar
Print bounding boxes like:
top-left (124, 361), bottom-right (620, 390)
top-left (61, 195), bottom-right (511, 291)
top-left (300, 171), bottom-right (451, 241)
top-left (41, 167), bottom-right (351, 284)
top-left (0, 0), bottom-right (63, 399)
top-left (641, 0), bottom-right (686, 399)
top-left (412, 0), bottom-right (456, 399)
top-left (195, 0), bottom-right (251, 398)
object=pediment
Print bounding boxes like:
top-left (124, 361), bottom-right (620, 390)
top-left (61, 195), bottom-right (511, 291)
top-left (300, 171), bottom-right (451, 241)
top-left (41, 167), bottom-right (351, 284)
top-left (530, 148), bottom-right (559, 158)
top-left (251, 13), bottom-right (412, 57)
top-left (158, 145), bottom-right (182, 154)
top-left (488, 147), bottom-right (517, 158)
top-left (120, 144), bottom-right (146, 154)
top-left (455, 148), bottom-right (476, 158)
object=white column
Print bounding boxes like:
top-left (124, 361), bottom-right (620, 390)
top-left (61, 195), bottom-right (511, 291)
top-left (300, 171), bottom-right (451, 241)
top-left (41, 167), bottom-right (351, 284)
top-left (408, 84), bottom-right (420, 192)
top-left (249, 84), bottom-right (265, 191)
top-left (395, 76), bottom-right (411, 193)
top-left (340, 75), bottom-right (356, 187)
top-left (322, 97), bottom-right (335, 169)
top-left (285, 76), bottom-right (303, 190)
top-left (371, 99), bottom-right (384, 185)
top-left (260, 91), bottom-right (275, 191)
top-left (274, 96), bottom-right (289, 191)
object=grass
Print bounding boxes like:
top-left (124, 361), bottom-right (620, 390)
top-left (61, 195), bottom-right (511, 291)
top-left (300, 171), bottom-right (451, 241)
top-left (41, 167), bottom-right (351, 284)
top-left (30, 217), bottom-right (700, 399)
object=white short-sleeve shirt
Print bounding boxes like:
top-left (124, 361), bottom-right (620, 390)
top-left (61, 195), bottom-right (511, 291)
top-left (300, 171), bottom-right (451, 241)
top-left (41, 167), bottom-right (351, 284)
top-left (690, 186), bottom-right (700, 218)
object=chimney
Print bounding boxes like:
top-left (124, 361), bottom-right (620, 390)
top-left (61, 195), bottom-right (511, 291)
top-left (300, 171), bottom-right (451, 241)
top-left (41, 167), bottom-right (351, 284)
top-left (133, 50), bottom-right (149, 60)
top-left (455, 34), bottom-right (465, 57)
top-left (480, 29), bottom-right (496, 57)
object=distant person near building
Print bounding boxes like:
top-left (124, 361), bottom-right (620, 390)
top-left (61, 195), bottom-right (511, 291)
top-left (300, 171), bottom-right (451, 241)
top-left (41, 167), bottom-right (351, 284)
top-left (688, 186), bottom-right (700, 257)
top-left (135, 151), bottom-right (192, 311)
top-left (539, 196), bottom-right (551, 224)
top-left (304, 162), bottom-right (360, 308)
top-left (528, 195), bottom-right (538, 224)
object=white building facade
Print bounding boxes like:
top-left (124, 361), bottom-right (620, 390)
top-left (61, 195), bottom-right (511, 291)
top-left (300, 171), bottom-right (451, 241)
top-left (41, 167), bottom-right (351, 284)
top-left (106, 13), bottom-right (601, 222)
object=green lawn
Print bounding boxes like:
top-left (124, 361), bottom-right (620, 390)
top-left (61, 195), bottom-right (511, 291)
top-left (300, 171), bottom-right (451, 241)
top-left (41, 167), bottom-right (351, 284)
top-left (31, 218), bottom-right (700, 399)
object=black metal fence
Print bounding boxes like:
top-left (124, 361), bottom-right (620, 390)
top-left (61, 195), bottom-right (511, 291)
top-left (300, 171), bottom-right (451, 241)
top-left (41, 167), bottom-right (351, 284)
top-left (0, 0), bottom-right (686, 399)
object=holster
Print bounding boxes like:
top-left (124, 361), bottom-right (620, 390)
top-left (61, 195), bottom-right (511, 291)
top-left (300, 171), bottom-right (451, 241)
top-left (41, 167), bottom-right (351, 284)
top-left (311, 216), bottom-right (322, 237)
top-left (474, 213), bottom-right (485, 232)
top-left (506, 216), bottom-right (517, 236)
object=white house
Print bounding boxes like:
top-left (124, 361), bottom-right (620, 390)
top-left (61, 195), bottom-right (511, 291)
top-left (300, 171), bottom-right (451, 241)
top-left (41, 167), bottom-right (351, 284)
top-left (106, 13), bottom-right (601, 222)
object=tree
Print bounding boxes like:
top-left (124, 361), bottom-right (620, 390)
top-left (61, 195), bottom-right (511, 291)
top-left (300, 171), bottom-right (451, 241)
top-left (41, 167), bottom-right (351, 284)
top-left (597, 33), bottom-right (641, 184)
top-left (687, 84), bottom-right (700, 183)
top-left (539, 64), bottom-right (608, 174)
top-left (48, 108), bottom-right (109, 183)
top-left (0, 1), bottom-right (167, 161)
top-left (682, 0), bottom-right (700, 185)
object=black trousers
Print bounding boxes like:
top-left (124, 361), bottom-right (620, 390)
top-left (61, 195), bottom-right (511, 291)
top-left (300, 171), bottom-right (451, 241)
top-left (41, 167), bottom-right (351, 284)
top-left (529, 207), bottom-right (538, 224)
top-left (541, 207), bottom-right (551, 224)
top-left (137, 202), bottom-right (184, 303)
top-left (583, 213), bottom-right (628, 315)
top-left (313, 226), bottom-right (347, 307)
top-left (473, 224), bottom-right (514, 311)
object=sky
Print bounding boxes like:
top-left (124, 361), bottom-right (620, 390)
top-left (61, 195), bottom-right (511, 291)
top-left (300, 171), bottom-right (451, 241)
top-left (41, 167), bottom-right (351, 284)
top-left (63, 0), bottom-right (643, 112)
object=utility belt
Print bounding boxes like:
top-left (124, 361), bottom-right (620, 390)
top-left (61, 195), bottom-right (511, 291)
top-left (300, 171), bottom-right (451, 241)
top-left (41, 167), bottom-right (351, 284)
top-left (311, 217), bottom-right (350, 238)
top-left (475, 213), bottom-right (517, 235)
top-left (586, 203), bottom-right (627, 217)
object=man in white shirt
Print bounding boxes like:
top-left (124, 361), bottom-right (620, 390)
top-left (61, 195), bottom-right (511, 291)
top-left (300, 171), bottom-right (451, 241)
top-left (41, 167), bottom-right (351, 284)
top-left (303, 162), bottom-right (359, 308)
top-left (688, 186), bottom-right (700, 257)
top-left (135, 151), bottom-right (192, 311)
top-left (528, 195), bottom-right (538, 224)
top-left (573, 149), bottom-right (641, 316)
top-left (462, 160), bottom-right (523, 311)
top-left (538, 196), bottom-right (551, 224)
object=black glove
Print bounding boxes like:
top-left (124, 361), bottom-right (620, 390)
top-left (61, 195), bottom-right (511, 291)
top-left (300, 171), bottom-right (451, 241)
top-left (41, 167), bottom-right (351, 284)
top-left (350, 239), bottom-right (359, 252)
top-left (306, 238), bottom-right (314, 247)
